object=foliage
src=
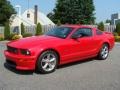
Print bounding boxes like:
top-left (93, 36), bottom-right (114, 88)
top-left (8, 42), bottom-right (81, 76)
top-left (114, 36), bottom-right (120, 42)
top-left (12, 35), bottom-right (21, 40)
top-left (0, 0), bottom-right (16, 25)
top-left (113, 32), bottom-right (118, 36)
top-left (116, 23), bottom-right (120, 36)
top-left (9, 33), bottom-right (16, 40)
top-left (105, 19), bottom-right (111, 24)
top-left (0, 37), bottom-right (4, 41)
top-left (47, 0), bottom-right (95, 24)
top-left (4, 22), bottom-right (10, 40)
top-left (21, 23), bottom-right (25, 35)
top-left (98, 22), bottom-right (104, 31)
top-left (23, 33), bottom-right (33, 38)
top-left (0, 34), bottom-right (4, 41)
top-left (36, 23), bottom-right (42, 35)
top-left (57, 20), bottom-right (61, 26)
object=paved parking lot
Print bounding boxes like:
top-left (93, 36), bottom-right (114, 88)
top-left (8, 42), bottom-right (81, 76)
top-left (0, 42), bottom-right (120, 90)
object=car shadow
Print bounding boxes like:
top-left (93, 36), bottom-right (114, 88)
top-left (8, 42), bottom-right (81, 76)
top-left (57, 58), bottom-right (96, 69)
top-left (4, 63), bottom-right (34, 75)
top-left (4, 58), bottom-right (98, 75)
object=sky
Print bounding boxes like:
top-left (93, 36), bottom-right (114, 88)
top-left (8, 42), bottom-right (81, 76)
top-left (8, 0), bottom-right (120, 23)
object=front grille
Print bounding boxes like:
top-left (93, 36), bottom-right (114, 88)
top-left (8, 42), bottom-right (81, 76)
top-left (7, 46), bottom-right (18, 54)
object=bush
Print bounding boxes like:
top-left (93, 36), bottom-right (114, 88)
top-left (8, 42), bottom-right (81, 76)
top-left (98, 22), bottom-right (104, 31)
top-left (36, 23), bottom-right (42, 35)
top-left (4, 22), bottom-right (10, 40)
top-left (9, 33), bottom-right (16, 40)
top-left (0, 36), bottom-right (4, 41)
top-left (113, 32), bottom-right (119, 36)
top-left (114, 36), bottom-right (120, 42)
top-left (21, 23), bottom-right (25, 35)
top-left (23, 33), bottom-right (33, 38)
top-left (57, 20), bottom-right (61, 26)
top-left (12, 35), bottom-right (21, 40)
top-left (116, 23), bottom-right (120, 36)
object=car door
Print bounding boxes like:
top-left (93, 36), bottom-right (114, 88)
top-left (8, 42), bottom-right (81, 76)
top-left (70, 28), bottom-right (96, 60)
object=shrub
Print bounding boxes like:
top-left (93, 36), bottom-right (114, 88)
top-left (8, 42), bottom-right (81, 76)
top-left (23, 33), bottom-right (33, 38)
top-left (21, 23), bottom-right (25, 35)
top-left (0, 36), bottom-right (4, 41)
top-left (12, 35), bottom-right (21, 40)
top-left (57, 20), bottom-right (61, 26)
top-left (116, 23), bottom-right (120, 36)
top-left (9, 33), bottom-right (16, 40)
top-left (36, 23), bottom-right (42, 35)
top-left (114, 36), bottom-right (120, 42)
top-left (4, 22), bottom-right (10, 40)
top-left (98, 22), bottom-right (104, 31)
top-left (113, 32), bottom-right (119, 36)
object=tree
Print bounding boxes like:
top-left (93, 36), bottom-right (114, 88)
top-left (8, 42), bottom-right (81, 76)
top-left (57, 20), bottom-right (61, 26)
top-left (21, 23), bottom-right (25, 35)
top-left (47, 0), bottom-right (95, 24)
top-left (36, 23), bottom-right (42, 35)
top-left (4, 22), bottom-right (10, 39)
top-left (0, 0), bottom-right (16, 25)
top-left (98, 22), bottom-right (104, 31)
top-left (105, 19), bottom-right (111, 24)
top-left (116, 23), bottom-right (120, 36)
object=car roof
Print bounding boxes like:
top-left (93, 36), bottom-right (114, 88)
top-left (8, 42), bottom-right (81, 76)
top-left (61, 24), bottom-right (96, 29)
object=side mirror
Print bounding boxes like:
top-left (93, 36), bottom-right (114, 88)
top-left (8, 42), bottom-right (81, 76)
top-left (71, 34), bottom-right (82, 39)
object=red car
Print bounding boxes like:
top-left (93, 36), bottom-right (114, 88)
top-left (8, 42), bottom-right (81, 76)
top-left (4, 25), bottom-right (114, 73)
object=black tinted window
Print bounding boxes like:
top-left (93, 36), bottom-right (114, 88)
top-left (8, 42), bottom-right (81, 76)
top-left (72, 28), bottom-right (92, 37)
top-left (96, 29), bottom-right (103, 35)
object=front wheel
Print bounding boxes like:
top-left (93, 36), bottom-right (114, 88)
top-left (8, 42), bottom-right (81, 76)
top-left (98, 44), bottom-right (109, 60)
top-left (36, 50), bottom-right (58, 74)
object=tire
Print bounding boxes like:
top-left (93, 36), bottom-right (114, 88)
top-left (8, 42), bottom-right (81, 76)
top-left (36, 50), bottom-right (58, 74)
top-left (98, 44), bottom-right (109, 60)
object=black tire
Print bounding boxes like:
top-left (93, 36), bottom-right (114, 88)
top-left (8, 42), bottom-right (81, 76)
top-left (36, 50), bottom-right (58, 74)
top-left (98, 44), bottom-right (109, 60)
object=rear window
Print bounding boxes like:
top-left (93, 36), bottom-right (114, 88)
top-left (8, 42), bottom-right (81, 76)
top-left (96, 29), bottom-right (103, 35)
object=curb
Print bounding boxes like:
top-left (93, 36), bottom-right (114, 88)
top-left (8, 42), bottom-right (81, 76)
top-left (0, 41), bottom-right (9, 44)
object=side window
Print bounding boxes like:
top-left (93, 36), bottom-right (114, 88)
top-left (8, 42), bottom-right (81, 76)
top-left (72, 28), bottom-right (93, 37)
top-left (96, 29), bottom-right (103, 35)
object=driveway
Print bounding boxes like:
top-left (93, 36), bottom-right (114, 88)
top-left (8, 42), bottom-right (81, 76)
top-left (0, 42), bottom-right (120, 90)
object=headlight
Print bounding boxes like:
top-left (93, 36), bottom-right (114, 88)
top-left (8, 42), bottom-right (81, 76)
top-left (20, 49), bottom-right (31, 55)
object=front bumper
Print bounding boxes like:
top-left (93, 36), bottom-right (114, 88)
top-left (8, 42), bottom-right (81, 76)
top-left (4, 50), bottom-right (36, 70)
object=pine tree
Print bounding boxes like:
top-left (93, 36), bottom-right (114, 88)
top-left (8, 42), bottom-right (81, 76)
top-left (48, 0), bottom-right (95, 24)
top-left (98, 22), bottom-right (104, 31)
top-left (4, 22), bottom-right (10, 39)
top-left (116, 23), bottom-right (120, 36)
top-left (21, 23), bottom-right (25, 35)
top-left (36, 23), bottom-right (42, 35)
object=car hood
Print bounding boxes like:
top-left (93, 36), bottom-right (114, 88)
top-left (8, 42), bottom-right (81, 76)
top-left (7, 35), bottom-right (63, 49)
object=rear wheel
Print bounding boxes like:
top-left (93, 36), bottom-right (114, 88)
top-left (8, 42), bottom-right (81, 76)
top-left (36, 50), bottom-right (58, 74)
top-left (98, 44), bottom-right (109, 60)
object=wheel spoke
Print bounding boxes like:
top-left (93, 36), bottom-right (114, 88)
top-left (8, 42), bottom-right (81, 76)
top-left (50, 58), bottom-right (55, 62)
top-left (43, 63), bottom-right (48, 69)
top-left (47, 54), bottom-right (51, 60)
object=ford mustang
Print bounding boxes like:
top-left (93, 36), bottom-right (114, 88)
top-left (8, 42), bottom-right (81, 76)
top-left (4, 25), bottom-right (115, 73)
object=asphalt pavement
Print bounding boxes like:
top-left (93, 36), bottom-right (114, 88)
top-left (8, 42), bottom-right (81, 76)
top-left (0, 42), bottom-right (120, 90)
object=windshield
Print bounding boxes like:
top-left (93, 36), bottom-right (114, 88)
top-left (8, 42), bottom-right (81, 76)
top-left (45, 27), bottom-right (73, 39)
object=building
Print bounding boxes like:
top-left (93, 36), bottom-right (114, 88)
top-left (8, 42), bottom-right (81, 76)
top-left (111, 13), bottom-right (120, 25)
top-left (10, 5), bottom-right (55, 34)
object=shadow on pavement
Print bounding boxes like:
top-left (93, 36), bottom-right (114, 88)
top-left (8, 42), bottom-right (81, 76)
top-left (4, 58), bottom-right (98, 75)
top-left (57, 58), bottom-right (96, 69)
top-left (4, 63), bottom-right (34, 75)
